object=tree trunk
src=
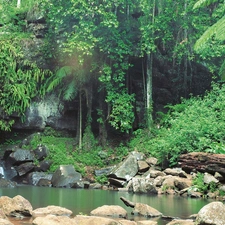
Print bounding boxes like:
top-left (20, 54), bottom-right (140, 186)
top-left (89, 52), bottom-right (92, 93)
top-left (78, 91), bottom-right (82, 149)
top-left (17, 0), bottom-right (21, 8)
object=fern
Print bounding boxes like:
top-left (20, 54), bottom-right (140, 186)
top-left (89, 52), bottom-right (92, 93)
top-left (63, 79), bottom-right (78, 101)
top-left (46, 66), bottom-right (73, 92)
top-left (219, 60), bottom-right (225, 80)
top-left (194, 16), bottom-right (225, 52)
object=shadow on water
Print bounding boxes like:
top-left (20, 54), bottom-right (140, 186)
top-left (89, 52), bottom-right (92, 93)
top-left (0, 186), bottom-right (213, 225)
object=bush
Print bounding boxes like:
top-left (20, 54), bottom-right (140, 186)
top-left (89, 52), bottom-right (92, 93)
top-left (129, 83), bottom-right (225, 166)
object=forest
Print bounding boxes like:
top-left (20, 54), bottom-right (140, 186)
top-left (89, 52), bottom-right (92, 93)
top-left (0, 0), bottom-right (225, 173)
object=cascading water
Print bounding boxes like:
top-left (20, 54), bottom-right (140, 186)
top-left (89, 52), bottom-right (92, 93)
top-left (0, 166), bottom-right (4, 178)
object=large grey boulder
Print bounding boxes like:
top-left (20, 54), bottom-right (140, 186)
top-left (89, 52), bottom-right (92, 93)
top-left (108, 153), bottom-right (138, 181)
top-left (90, 205), bottom-right (127, 218)
top-left (28, 172), bottom-right (53, 186)
top-left (195, 201), bottom-right (225, 225)
top-left (51, 165), bottom-right (82, 188)
top-left (0, 178), bottom-right (16, 188)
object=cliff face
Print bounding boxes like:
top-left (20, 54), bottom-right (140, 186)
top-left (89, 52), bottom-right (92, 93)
top-left (9, 6), bottom-right (212, 132)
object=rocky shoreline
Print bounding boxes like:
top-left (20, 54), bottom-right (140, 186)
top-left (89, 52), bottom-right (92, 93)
top-left (0, 194), bottom-right (224, 225)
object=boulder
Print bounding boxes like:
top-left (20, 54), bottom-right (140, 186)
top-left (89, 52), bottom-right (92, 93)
top-left (95, 166), bottom-right (115, 176)
top-left (108, 153), bottom-right (138, 181)
top-left (33, 215), bottom-right (77, 225)
top-left (33, 145), bottom-right (49, 160)
top-left (16, 162), bottom-right (35, 176)
top-left (164, 168), bottom-right (188, 178)
top-left (179, 152), bottom-right (225, 177)
top-left (51, 165), bottom-right (82, 188)
top-left (74, 215), bottom-right (122, 225)
top-left (0, 178), bottom-right (16, 188)
top-left (38, 160), bottom-right (52, 172)
top-left (7, 149), bottom-right (35, 165)
top-left (0, 218), bottom-right (14, 225)
top-left (203, 172), bottom-right (219, 184)
top-left (119, 220), bottom-right (137, 225)
top-left (108, 177), bottom-right (127, 187)
top-left (90, 205), bottom-right (127, 218)
top-left (32, 206), bottom-right (73, 218)
top-left (146, 169), bottom-right (166, 178)
top-left (132, 203), bottom-right (162, 217)
top-left (138, 161), bottom-right (150, 173)
top-left (174, 177), bottom-right (192, 190)
top-left (195, 201), bottom-right (225, 225)
top-left (167, 219), bottom-right (194, 225)
top-left (136, 221), bottom-right (157, 225)
top-left (0, 195), bottom-right (33, 217)
top-left (131, 178), bottom-right (157, 194)
top-left (145, 157), bottom-right (158, 166)
top-left (27, 172), bottom-right (53, 186)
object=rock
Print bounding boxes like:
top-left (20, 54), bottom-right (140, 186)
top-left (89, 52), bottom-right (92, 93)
top-left (214, 172), bottom-right (224, 182)
top-left (7, 148), bottom-right (35, 165)
top-left (167, 219), bottom-right (194, 225)
top-left (90, 205), bottom-right (127, 218)
top-left (203, 172), bottom-right (219, 184)
top-left (19, 133), bottom-right (42, 148)
top-left (136, 221), bottom-right (157, 225)
top-left (0, 218), bottom-right (14, 225)
top-left (108, 153), bottom-right (138, 181)
top-left (51, 165), bottom-right (82, 188)
top-left (32, 205), bottom-right (73, 218)
top-left (37, 178), bottom-right (52, 187)
top-left (145, 157), bottom-right (158, 166)
top-left (164, 168), bottom-right (188, 178)
top-left (153, 176), bottom-right (165, 187)
top-left (0, 178), bottom-right (16, 188)
top-left (174, 177), bottom-right (192, 190)
top-left (195, 201), bottom-right (225, 225)
top-left (89, 183), bottom-right (102, 189)
top-left (162, 175), bottom-right (176, 189)
top-left (119, 220), bottom-right (137, 225)
top-left (34, 145), bottom-right (49, 160)
top-left (33, 215), bottom-right (77, 225)
top-left (95, 166), bottom-right (115, 176)
top-left (28, 172), bottom-right (52, 186)
top-left (132, 203), bottom-right (162, 217)
top-left (131, 178), bottom-right (157, 194)
top-left (138, 161), bottom-right (150, 173)
top-left (179, 152), bottom-right (225, 177)
top-left (0, 195), bottom-right (33, 217)
top-left (108, 177), bottom-right (127, 187)
top-left (131, 151), bottom-right (145, 161)
top-left (16, 162), bottom-right (35, 176)
top-left (147, 169), bottom-right (166, 178)
top-left (74, 215), bottom-right (122, 225)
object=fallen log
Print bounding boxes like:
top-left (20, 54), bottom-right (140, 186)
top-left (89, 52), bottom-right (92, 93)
top-left (120, 197), bottom-right (135, 208)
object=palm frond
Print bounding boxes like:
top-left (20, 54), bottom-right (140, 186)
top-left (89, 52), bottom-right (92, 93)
top-left (193, 0), bottom-right (218, 9)
top-left (46, 66), bottom-right (73, 92)
top-left (194, 16), bottom-right (225, 52)
top-left (63, 79), bottom-right (77, 101)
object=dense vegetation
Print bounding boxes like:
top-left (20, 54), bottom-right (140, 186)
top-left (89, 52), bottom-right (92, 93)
top-left (1, 0), bottom-right (225, 173)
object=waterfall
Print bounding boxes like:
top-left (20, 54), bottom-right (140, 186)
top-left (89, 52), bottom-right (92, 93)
top-left (0, 166), bottom-right (4, 178)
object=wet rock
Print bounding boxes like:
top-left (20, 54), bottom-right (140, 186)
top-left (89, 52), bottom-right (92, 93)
top-left (131, 203), bottom-right (162, 217)
top-left (108, 177), bottom-right (127, 187)
top-left (0, 195), bottom-right (33, 217)
top-left (0, 178), bottom-right (16, 188)
top-left (51, 165), bottom-right (82, 188)
top-left (37, 178), bottom-right (52, 187)
top-left (33, 215), bottom-right (77, 225)
top-left (90, 205), bottom-right (127, 218)
top-left (109, 153), bottom-right (138, 181)
top-left (195, 201), bottom-right (225, 225)
top-left (89, 183), bottom-right (102, 189)
top-left (32, 206), bottom-right (73, 218)
top-left (28, 172), bottom-right (52, 186)
top-left (74, 215), bottom-right (122, 225)
top-left (131, 177), bottom-right (157, 194)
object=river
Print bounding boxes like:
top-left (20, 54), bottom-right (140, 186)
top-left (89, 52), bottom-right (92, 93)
top-left (0, 185), bottom-right (212, 224)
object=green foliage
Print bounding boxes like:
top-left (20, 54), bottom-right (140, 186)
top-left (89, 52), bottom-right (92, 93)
top-left (193, 172), bottom-right (218, 194)
top-left (95, 175), bottom-right (108, 185)
top-left (129, 83), bottom-right (225, 165)
top-left (0, 37), bottom-right (50, 131)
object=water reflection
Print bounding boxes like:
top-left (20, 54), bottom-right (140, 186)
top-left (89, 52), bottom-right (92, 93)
top-left (0, 186), bottom-right (212, 225)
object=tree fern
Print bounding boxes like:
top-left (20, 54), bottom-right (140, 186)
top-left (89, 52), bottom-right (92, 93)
top-left (194, 16), bottom-right (225, 52)
top-left (63, 79), bottom-right (77, 101)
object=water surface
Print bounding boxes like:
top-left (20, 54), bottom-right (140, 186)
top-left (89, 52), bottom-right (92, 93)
top-left (0, 186), bottom-right (212, 224)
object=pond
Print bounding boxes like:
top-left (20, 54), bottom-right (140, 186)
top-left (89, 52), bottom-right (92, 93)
top-left (0, 186), bottom-right (213, 225)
